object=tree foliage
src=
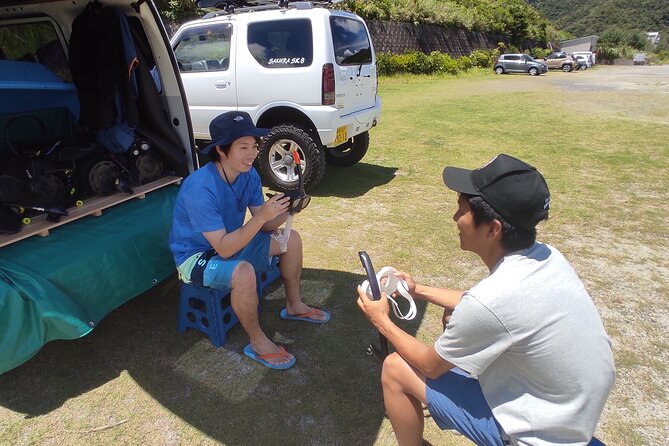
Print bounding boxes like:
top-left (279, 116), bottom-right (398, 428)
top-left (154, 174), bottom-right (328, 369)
top-left (340, 0), bottom-right (558, 46)
top-left (154, 0), bottom-right (199, 23)
top-left (528, 0), bottom-right (669, 50)
top-left (154, 0), bottom-right (561, 47)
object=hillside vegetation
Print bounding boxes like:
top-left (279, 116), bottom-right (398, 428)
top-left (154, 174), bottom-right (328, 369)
top-left (528, 0), bottom-right (669, 49)
top-left (158, 0), bottom-right (566, 47)
top-left (342, 0), bottom-right (564, 46)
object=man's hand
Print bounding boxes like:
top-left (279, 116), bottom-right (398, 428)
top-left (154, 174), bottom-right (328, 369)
top-left (356, 285), bottom-right (391, 328)
top-left (390, 270), bottom-right (416, 296)
top-left (258, 193), bottom-right (290, 222)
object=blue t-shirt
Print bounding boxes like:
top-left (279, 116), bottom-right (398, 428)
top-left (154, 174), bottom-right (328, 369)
top-left (169, 162), bottom-right (264, 265)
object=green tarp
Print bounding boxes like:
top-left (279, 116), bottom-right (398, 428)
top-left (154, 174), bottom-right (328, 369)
top-left (0, 185), bottom-right (178, 374)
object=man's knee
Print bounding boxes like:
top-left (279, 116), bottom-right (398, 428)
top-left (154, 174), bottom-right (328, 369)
top-left (287, 229), bottom-right (302, 250)
top-left (231, 261), bottom-right (256, 291)
top-left (381, 352), bottom-right (409, 388)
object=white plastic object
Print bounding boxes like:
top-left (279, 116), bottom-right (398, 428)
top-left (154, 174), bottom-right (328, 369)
top-left (361, 266), bottom-right (417, 320)
top-left (273, 214), bottom-right (293, 253)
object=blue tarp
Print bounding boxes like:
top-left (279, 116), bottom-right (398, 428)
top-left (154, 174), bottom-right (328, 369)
top-left (0, 59), bottom-right (79, 117)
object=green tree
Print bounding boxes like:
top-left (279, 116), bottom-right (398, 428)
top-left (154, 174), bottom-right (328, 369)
top-left (154, 0), bottom-right (199, 24)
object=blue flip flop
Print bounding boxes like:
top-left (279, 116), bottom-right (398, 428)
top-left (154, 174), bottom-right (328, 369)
top-left (280, 307), bottom-right (331, 324)
top-left (243, 344), bottom-right (296, 370)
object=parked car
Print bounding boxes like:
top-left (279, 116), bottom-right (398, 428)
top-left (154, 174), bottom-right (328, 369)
top-left (172, 1), bottom-right (382, 191)
top-left (494, 54), bottom-right (548, 76)
top-left (0, 0), bottom-right (196, 373)
top-left (543, 52), bottom-right (576, 72)
top-left (572, 51), bottom-right (596, 65)
top-left (573, 55), bottom-right (589, 70)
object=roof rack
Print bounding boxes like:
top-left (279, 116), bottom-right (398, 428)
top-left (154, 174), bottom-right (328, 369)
top-left (199, 0), bottom-right (340, 17)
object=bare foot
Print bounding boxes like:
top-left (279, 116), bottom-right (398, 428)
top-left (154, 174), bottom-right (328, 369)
top-left (285, 301), bottom-right (328, 322)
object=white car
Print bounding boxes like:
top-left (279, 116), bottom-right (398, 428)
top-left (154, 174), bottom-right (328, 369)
top-left (572, 51), bottom-right (595, 66)
top-left (574, 55), bottom-right (591, 69)
top-left (172, 2), bottom-right (382, 191)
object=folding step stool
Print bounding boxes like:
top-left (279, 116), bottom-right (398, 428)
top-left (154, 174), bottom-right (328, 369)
top-left (177, 256), bottom-right (280, 347)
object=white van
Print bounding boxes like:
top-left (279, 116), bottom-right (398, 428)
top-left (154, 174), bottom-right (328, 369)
top-left (0, 0), bottom-right (196, 373)
top-left (171, 1), bottom-right (382, 191)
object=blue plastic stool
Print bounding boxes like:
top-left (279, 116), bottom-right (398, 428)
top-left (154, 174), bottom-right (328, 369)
top-left (177, 256), bottom-right (281, 347)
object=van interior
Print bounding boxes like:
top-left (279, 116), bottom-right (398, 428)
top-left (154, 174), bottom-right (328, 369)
top-left (0, 0), bottom-right (195, 374)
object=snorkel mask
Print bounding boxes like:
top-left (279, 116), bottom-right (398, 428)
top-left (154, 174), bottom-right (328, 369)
top-left (268, 150), bottom-right (311, 214)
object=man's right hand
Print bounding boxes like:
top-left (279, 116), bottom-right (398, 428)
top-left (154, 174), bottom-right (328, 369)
top-left (259, 193), bottom-right (290, 222)
top-left (392, 271), bottom-right (417, 297)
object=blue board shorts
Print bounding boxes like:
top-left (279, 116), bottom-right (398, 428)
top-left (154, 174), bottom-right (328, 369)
top-left (426, 368), bottom-right (507, 446)
top-left (177, 231), bottom-right (272, 290)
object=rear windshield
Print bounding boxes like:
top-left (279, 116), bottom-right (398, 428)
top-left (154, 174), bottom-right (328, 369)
top-left (330, 16), bottom-right (372, 66)
top-left (0, 20), bottom-right (71, 82)
top-left (173, 23), bottom-right (232, 72)
top-left (247, 19), bottom-right (313, 68)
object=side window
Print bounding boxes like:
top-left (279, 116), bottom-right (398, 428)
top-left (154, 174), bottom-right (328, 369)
top-left (507, 55), bottom-right (520, 61)
top-left (247, 19), bottom-right (312, 68)
top-left (330, 16), bottom-right (372, 66)
top-left (173, 23), bottom-right (232, 72)
top-left (0, 20), bottom-right (71, 83)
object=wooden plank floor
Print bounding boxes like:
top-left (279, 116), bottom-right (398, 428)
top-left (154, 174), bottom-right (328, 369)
top-left (0, 175), bottom-right (182, 248)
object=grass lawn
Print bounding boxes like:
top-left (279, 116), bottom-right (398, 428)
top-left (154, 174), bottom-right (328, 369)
top-left (1, 66), bottom-right (668, 445)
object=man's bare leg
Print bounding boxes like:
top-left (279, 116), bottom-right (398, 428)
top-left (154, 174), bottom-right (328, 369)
top-left (381, 352), bottom-right (429, 446)
top-left (230, 261), bottom-right (292, 366)
top-left (270, 229), bottom-right (326, 321)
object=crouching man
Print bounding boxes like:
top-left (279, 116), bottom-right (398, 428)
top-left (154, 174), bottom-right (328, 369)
top-left (357, 154), bottom-right (614, 445)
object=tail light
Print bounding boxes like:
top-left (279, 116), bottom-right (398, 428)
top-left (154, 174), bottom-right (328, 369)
top-left (322, 63), bottom-right (335, 105)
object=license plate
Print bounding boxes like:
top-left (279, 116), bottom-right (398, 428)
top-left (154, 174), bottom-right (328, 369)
top-left (334, 126), bottom-right (348, 146)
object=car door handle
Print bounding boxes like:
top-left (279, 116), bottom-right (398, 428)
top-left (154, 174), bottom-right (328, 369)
top-left (214, 80), bottom-right (230, 89)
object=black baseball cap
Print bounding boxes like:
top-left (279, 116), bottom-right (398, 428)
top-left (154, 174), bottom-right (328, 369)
top-left (442, 154), bottom-right (550, 228)
top-left (200, 111), bottom-right (270, 155)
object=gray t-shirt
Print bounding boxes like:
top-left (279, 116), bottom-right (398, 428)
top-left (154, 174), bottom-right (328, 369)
top-left (434, 243), bottom-right (615, 446)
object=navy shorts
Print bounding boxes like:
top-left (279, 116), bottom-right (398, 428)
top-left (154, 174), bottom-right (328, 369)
top-left (426, 368), bottom-right (506, 446)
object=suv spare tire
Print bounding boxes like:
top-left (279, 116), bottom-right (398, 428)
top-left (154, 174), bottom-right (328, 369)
top-left (258, 124), bottom-right (325, 192)
top-left (325, 131), bottom-right (369, 166)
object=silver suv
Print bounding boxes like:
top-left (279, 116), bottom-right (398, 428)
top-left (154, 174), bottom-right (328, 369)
top-left (172, 1), bottom-right (382, 191)
top-left (494, 54), bottom-right (548, 76)
top-left (543, 52), bottom-right (576, 72)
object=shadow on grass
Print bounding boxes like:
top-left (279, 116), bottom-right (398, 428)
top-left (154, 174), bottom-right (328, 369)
top-left (0, 268), bottom-right (426, 445)
top-left (310, 163), bottom-right (398, 198)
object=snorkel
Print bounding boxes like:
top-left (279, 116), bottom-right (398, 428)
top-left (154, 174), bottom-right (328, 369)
top-left (358, 252), bottom-right (418, 362)
top-left (358, 251), bottom-right (390, 360)
top-left (274, 149), bottom-right (310, 252)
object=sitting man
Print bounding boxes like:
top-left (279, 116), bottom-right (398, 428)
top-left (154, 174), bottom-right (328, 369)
top-left (357, 154), bottom-right (615, 445)
top-left (169, 111), bottom-right (329, 370)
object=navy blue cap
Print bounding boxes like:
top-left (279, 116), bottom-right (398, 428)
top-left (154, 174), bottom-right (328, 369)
top-left (443, 154), bottom-right (550, 228)
top-left (200, 111), bottom-right (270, 155)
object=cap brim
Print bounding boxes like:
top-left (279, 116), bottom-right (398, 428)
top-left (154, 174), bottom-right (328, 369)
top-left (442, 166), bottom-right (479, 195)
top-left (200, 127), bottom-right (271, 155)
